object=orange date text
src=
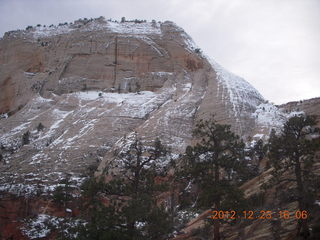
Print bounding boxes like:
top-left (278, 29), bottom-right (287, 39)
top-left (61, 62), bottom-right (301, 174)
top-left (209, 210), bottom-right (308, 220)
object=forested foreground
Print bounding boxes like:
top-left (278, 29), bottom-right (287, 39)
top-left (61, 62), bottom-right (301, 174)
top-left (7, 114), bottom-right (320, 240)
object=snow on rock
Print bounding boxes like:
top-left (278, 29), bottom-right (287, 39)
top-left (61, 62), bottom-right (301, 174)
top-left (0, 113), bottom-right (8, 119)
top-left (30, 152), bottom-right (48, 165)
top-left (0, 171), bottom-right (87, 197)
top-left (106, 21), bottom-right (161, 35)
top-left (176, 209), bottom-right (200, 225)
top-left (22, 214), bottom-right (53, 239)
top-left (75, 91), bottom-right (101, 101)
top-left (0, 122), bottom-right (30, 140)
top-left (132, 35), bottom-right (164, 56)
top-left (39, 109), bottom-right (73, 141)
top-left (252, 103), bottom-right (286, 129)
top-left (0, 183), bottom-right (38, 197)
top-left (252, 103), bottom-right (305, 132)
top-left (108, 131), bottom-right (173, 175)
top-left (29, 19), bottom-right (162, 39)
top-left (32, 25), bottom-right (74, 38)
top-left (253, 133), bottom-right (265, 139)
top-left (21, 214), bottom-right (86, 239)
top-left (66, 208), bottom-right (72, 213)
top-left (210, 60), bottom-right (265, 117)
top-left (286, 111), bottom-right (305, 118)
top-left (181, 31), bottom-right (200, 53)
top-left (151, 72), bottom-right (173, 77)
top-left (33, 94), bottom-right (54, 104)
top-left (75, 90), bottom-right (157, 104)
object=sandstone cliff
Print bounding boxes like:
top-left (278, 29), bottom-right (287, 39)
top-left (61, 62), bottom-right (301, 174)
top-left (0, 17), bottom-right (271, 190)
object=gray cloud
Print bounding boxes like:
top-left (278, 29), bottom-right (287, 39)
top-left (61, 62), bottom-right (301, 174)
top-left (0, 0), bottom-right (319, 104)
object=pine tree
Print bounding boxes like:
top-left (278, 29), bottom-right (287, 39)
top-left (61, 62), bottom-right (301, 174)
top-left (268, 114), bottom-right (320, 238)
top-left (76, 136), bottom-right (173, 239)
top-left (22, 130), bottom-right (30, 145)
top-left (180, 117), bottom-right (247, 240)
top-left (114, 136), bottom-right (172, 239)
top-left (52, 176), bottom-right (73, 207)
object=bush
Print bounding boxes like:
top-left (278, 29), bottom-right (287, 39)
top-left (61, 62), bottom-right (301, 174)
top-left (37, 122), bottom-right (45, 132)
top-left (26, 26), bottom-right (33, 30)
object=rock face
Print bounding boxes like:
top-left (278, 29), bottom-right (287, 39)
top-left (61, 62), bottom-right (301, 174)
top-left (0, 17), bottom-right (269, 190)
top-left (0, 17), bottom-right (314, 192)
top-left (279, 97), bottom-right (320, 126)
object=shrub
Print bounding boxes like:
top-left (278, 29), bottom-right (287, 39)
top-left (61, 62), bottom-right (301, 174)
top-left (37, 122), bottom-right (44, 132)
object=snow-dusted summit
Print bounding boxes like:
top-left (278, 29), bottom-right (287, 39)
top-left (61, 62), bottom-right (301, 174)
top-left (0, 17), bottom-right (287, 192)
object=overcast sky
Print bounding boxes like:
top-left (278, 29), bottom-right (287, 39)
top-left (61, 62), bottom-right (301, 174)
top-left (0, 0), bottom-right (319, 104)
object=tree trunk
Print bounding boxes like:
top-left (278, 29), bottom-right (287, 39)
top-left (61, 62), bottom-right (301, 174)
top-left (294, 158), bottom-right (309, 238)
top-left (213, 164), bottom-right (221, 240)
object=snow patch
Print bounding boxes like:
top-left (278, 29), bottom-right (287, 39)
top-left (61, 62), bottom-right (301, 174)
top-left (253, 133), bottom-right (265, 139)
top-left (252, 103), bottom-right (286, 129)
top-left (75, 90), bottom-right (157, 104)
top-left (21, 214), bottom-right (86, 239)
top-left (286, 111), bottom-right (305, 118)
top-left (106, 21), bottom-right (161, 35)
top-left (32, 25), bottom-right (73, 38)
top-left (210, 60), bottom-right (264, 118)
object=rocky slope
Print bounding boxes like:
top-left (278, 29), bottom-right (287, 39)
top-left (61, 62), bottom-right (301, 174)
top-left (0, 17), bottom-right (318, 239)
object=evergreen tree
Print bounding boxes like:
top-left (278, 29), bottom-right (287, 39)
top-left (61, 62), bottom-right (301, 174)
top-left (179, 117), bottom-right (247, 240)
top-left (114, 136), bottom-right (172, 239)
top-left (53, 176), bottom-right (73, 207)
top-left (268, 114), bottom-right (320, 238)
top-left (253, 139), bottom-right (265, 163)
top-left (74, 136), bottom-right (173, 239)
top-left (22, 130), bottom-right (30, 145)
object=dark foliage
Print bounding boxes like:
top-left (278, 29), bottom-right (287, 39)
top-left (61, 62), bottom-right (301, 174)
top-left (22, 131), bottom-right (30, 145)
top-left (268, 114), bottom-right (320, 237)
